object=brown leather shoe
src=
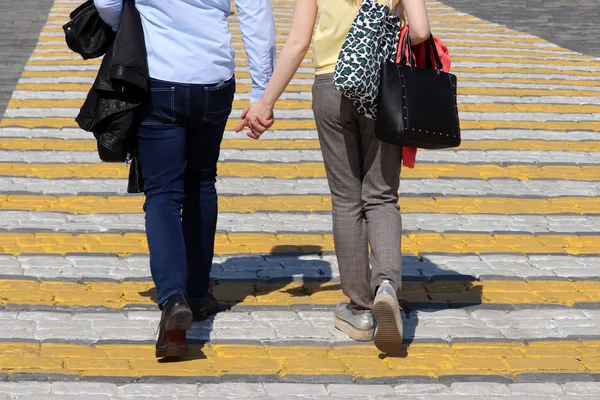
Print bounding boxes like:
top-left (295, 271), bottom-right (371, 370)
top-left (190, 292), bottom-right (229, 321)
top-left (155, 293), bottom-right (193, 358)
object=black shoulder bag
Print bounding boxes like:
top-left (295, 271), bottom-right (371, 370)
top-left (375, 31), bottom-right (461, 149)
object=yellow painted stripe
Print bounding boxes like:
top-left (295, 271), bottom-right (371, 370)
top-left (10, 98), bottom-right (600, 114)
top-left (21, 69), bottom-right (316, 80)
top-left (0, 163), bottom-right (598, 181)
top-left (0, 341), bottom-right (599, 379)
top-left (2, 279), bottom-right (600, 308)
top-left (0, 232), bottom-right (597, 256)
top-left (1, 195), bottom-right (598, 215)
top-left (1, 138), bottom-right (599, 153)
top-left (3, 118), bottom-right (600, 132)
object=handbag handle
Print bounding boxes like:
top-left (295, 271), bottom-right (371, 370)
top-left (399, 30), bottom-right (444, 72)
top-left (426, 35), bottom-right (444, 72)
top-left (399, 29), bottom-right (416, 67)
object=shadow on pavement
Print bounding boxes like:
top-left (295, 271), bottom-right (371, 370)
top-left (140, 245), bottom-right (483, 359)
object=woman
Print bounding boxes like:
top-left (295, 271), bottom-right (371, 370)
top-left (237, 0), bottom-right (431, 353)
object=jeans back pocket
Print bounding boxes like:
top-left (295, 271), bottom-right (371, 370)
top-left (203, 78), bottom-right (235, 125)
top-left (140, 85), bottom-right (176, 126)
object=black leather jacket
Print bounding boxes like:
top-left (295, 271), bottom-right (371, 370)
top-left (65, 0), bottom-right (147, 193)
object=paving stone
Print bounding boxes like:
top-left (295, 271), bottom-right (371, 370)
top-left (0, 382), bottom-right (52, 395)
top-left (197, 383), bottom-right (267, 397)
top-left (14, 396), bottom-right (110, 400)
top-left (450, 382), bottom-right (512, 396)
top-left (263, 383), bottom-right (328, 396)
top-left (326, 384), bottom-right (396, 396)
top-left (508, 383), bottom-right (565, 396)
top-left (117, 383), bottom-right (199, 396)
top-left (561, 382), bottom-right (600, 395)
top-left (51, 382), bottom-right (119, 395)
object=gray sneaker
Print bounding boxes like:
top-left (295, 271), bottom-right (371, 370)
top-left (373, 280), bottom-right (403, 353)
top-left (334, 302), bottom-right (374, 341)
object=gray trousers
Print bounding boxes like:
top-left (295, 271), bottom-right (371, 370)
top-left (312, 74), bottom-right (402, 312)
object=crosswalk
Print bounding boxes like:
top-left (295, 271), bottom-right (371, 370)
top-left (0, 0), bottom-right (600, 397)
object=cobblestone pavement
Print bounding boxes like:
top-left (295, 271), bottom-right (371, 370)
top-left (1, 0), bottom-right (600, 398)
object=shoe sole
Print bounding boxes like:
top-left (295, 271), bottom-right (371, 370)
top-left (165, 307), bottom-right (193, 331)
top-left (334, 315), bottom-right (374, 342)
top-left (373, 292), bottom-right (403, 353)
top-left (155, 342), bottom-right (189, 358)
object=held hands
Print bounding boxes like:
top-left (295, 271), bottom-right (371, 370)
top-left (234, 100), bottom-right (274, 140)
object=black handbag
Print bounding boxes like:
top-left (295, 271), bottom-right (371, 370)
top-left (63, 0), bottom-right (115, 60)
top-left (375, 32), bottom-right (461, 149)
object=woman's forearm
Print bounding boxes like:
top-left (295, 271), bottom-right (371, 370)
top-left (261, 42), bottom-right (310, 108)
top-left (402, 0), bottom-right (431, 44)
top-left (259, 0), bottom-right (317, 108)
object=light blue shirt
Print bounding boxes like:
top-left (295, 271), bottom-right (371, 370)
top-left (94, 0), bottom-right (276, 102)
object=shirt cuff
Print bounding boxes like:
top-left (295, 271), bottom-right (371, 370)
top-left (250, 87), bottom-right (265, 104)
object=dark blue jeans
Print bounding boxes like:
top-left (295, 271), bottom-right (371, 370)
top-left (138, 77), bottom-right (235, 307)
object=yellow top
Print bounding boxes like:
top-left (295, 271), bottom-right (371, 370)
top-left (313, 0), bottom-right (400, 75)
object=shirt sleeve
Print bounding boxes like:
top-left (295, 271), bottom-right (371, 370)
top-left (233, 0), bottom-right (277, 103)
top-left (94, 0), bottom-right (123, 32)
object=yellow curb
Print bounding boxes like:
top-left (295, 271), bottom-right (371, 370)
top-left (0, 232), bottom-right (597, 256)
top-left (0, 195), bottom-right (598, 215)
top-left (1, 341), bottom-right (599, 379)
top-left (0, 162), bottom-right (598, 181)
top-left (2, 279), bottom-right (600, 308)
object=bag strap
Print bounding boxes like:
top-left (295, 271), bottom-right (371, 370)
top-left (399, 29), bottom-right (416, 67)
top-left (399, 30), bottom-right (444, 72)
top-left (427, 35), bottom-right (444, 71)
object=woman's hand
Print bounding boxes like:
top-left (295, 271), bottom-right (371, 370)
top-left (235, 100), bottom-right (275, 140)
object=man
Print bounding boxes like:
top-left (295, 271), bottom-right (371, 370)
top-left (94, 0), bottom-right (276, 358)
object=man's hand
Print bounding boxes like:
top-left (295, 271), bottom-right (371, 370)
top-left (235, 99), bottom-right (274, 140)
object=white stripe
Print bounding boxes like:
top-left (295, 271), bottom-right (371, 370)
top-left (1, 128), bottom-right (598, 142)
top-left (17, 76), bottom-right (315, 86)
top-left (23, 65), bottom-right (316, 74)
top-left (9, 90), bottom-right (311, 101)
top-left (453, 62), bottom-right (600, 72)
top-left (449, 46), bottom-right (585, 56)
top-left (457, 81), bottom-right (600, 91)
top-left (459, 96), bottom-right (600, 105)
top-left (1, 308), bottom-right (598, 343)
top-left (5, 108), bottom-right (600, 123)
top-left (456, 72), bottom-right (600, 80)
top-left (441, 39), bottom-right (559, 47)
top-left (0, 211), bottom-right (596, 235)
top-left (0, 177), bottom-right (598, 197)
top-left (0, 382), bottom-right (593, 399)
top-left (1, 253), bottom-right (598, 281)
